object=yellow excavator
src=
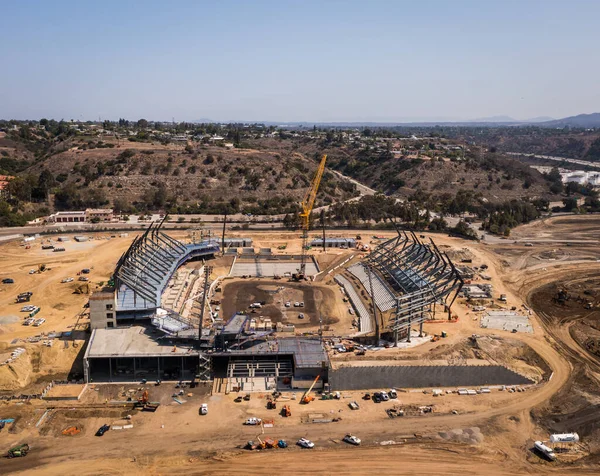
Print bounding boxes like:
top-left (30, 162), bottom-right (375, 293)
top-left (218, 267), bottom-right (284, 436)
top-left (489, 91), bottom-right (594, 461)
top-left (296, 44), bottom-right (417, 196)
top-left (292, 154), bottom-right (327, 281)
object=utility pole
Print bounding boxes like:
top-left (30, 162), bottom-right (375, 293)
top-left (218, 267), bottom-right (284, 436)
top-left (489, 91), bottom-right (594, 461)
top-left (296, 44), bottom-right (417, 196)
top-left (198, 265), bottom-right (212, 342)
top-left (221, 211), bottom-right (227, 252)
top-left (320, 209), bottom-right (326, 253)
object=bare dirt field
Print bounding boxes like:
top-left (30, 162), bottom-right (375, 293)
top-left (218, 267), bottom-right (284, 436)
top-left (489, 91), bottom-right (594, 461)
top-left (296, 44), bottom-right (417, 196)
top-left (2, 216), bottom-right (600, 474)
top-left (219, 278), bottom-right (352, 332)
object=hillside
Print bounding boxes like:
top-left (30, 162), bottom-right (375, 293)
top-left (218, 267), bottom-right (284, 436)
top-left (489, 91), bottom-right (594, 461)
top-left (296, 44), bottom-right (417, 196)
top-left (246, 138), bottom-right (558, 201)
top-left (2, 136), bottom-right (359, 215)
top-left (539, 112), bottom-right (600, 128)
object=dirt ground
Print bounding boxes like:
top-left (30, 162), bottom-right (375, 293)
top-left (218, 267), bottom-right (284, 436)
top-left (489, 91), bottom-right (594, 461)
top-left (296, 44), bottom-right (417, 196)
top-left (2, 217), bottom-right (600, 473)
top-left (218, 278), bottom-right (353, 333)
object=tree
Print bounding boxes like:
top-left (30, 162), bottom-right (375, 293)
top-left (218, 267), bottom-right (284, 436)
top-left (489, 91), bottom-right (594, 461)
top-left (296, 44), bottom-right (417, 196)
top-left (562, 197), bottom-right (578, 212)
top-left (137, 119), bottom-right (149, 129)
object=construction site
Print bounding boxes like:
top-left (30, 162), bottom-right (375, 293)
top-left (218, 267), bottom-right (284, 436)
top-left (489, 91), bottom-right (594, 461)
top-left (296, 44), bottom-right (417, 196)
top-left (1, 159), bottom-right (600, 474)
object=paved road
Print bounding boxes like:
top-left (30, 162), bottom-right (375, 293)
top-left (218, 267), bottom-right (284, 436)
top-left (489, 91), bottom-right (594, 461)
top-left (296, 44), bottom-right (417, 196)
top-left (507, 152), bottom-right (600, 170)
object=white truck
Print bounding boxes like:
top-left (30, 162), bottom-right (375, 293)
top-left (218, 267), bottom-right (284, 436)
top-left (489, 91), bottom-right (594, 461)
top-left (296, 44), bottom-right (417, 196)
top-left (200, 403), bottom-right (208, 415)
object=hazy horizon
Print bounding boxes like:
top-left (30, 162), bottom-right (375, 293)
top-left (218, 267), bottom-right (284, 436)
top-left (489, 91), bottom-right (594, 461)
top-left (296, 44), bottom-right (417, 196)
top-left (1, 0), bottom-right (599, 122)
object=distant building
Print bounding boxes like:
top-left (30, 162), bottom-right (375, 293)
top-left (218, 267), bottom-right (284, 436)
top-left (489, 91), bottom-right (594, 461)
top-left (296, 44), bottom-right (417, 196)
top-left (48, 211), bottom-right (87, 223)
top-left (47, 208), bottom-right (113, 223)
top-left (85, 208), bottom-right (113, 222)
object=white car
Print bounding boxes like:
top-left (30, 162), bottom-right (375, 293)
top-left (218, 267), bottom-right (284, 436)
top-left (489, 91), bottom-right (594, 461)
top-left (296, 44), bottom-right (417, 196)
top-left (244, 417), bottom-right (262, 425)
top-left (200, 403), bottom-right (208, 415)
top-left (380, 391), bottom-right (390, 401)
top-left (23, 318), bottom-right (34, 326)
top-left (33, 318), bottom-right (45, 327)
top-left (297, 438), bottom-right (315, 449)
top-left (21, 305), bottom-right (35, 312)
top-left (299, 302), bottom-right (304, 307)
top-left (29, 269), bottom-right (36, 274)
top-left (61, 277), bottom-right (74, 283)
top-left (343, 434), bottom-right (361, 446)
top-left (294, 302), bottom-right (300, 307)
top-left (285, 302), bottom-right (291, 308)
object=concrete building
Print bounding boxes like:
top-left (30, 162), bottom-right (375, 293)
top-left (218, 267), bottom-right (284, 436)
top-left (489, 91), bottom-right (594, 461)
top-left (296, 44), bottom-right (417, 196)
top-left (89, 292), bottom-right (117, 330)
top-left (85, 208), bottom-right (113, 222)
top-left (48, 211), bottom-right (86, 223)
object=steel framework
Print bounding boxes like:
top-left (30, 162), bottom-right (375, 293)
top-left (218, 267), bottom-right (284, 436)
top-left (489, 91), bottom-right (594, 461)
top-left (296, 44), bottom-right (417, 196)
top-left (364, 230), bottom-right (463, 343)
top-left (113, 217), bottom-right (219, 312)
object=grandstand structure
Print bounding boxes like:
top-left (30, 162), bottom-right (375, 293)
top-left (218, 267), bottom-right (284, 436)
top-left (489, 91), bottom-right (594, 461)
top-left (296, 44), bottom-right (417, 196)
top-left (348, 230), bottom-right (463, 343)
top-left (113, 219), bottom-right (219, 316)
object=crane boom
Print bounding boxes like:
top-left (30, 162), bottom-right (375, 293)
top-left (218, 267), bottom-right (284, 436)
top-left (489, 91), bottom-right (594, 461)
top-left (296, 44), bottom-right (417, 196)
top-left (296, 154), bottom-right (327, 278)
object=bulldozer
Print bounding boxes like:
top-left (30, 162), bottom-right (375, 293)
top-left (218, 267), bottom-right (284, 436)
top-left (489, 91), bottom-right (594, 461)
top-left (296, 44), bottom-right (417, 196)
top-left (281, 405), bottom-right (291, 417)
top-left (7, 443), bottom-right (29, 458)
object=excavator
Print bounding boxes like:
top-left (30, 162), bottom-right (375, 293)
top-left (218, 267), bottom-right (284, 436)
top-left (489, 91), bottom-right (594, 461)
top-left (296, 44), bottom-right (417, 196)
top-left (135, 390), bottom-right (160, 412)
top-left (300, 375), bottom-right (321, 404)
top-left (292, 154), bottom-right (327, 281)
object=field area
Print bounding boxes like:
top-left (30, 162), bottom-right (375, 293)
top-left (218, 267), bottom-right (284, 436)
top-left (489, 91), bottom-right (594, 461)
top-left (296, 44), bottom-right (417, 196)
top-left (0, 216), bottom-right (600, 474)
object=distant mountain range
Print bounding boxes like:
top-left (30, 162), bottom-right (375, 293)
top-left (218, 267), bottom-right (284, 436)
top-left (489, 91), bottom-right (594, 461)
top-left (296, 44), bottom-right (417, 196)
top-left (191, 113), bottom-right (600, 128)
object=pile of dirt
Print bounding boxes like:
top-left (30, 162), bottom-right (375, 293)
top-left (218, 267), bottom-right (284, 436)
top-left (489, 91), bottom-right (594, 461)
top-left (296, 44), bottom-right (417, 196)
top-left (438, 427), bottom-right (484, 445)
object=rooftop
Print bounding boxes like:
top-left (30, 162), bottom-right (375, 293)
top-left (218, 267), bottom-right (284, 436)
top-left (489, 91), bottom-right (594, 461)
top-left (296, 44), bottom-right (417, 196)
top-left (85, 326), bottom-right (199, 359)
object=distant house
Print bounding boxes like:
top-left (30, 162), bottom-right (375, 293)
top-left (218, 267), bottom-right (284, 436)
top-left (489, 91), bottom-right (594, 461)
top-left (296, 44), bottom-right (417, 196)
top-left (224, 143), bottom-right (234, 149)
top-left (85, 208), bottom-right (113, 222)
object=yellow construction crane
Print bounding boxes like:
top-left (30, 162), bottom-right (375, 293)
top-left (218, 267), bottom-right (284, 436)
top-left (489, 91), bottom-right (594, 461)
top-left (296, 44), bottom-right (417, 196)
top-left (293, 154), bottom-right (327, 281)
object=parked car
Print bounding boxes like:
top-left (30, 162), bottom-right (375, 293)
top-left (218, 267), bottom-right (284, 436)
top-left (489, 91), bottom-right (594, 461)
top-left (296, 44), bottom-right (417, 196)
top-left (200, 403), bottom-right (208, 415)
top-left (29, 269), bottom-right (36, 274)
top-left (299, 301), bottom-right (304, 307)
top-left (285, 302), bottom-right (291, 308)
top-left (244, 417), bottom-right (262, 425)
top-left (23, 318), bottom-right (34, 326)
top-left (297, 438), bottom-right (315, 449)
top-left (389, 389), bottom-right (398, 399)
top-left (78, 276), bottom-right (89, 282)
top-left (81, 268), bottom-right (91, 274)
top-left (373, 392), bottom-right (382, 403)
top-left (298, 313), bottom-right (305, 319)
top-left (380, 391), bottom-right (390, 401)
top-left (33, 318), bottom-right (45, 327)
top-left (343, 434), bottom-right (361, 446)
top-left (362, 393), bottom-right (371, 400)
top-left (294, 302), bottom-right (300, 307)
top-left (61, 277), bottom-right (74, 283)
top-left (95, 424), bottom-right (110, 436)
top-left (2, 278), bottom-right (14, 284)
top-left (21, 306), bottom-right (35, 312)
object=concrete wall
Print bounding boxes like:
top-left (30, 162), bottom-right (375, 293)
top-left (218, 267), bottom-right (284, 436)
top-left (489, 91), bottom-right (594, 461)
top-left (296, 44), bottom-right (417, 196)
top-left (90, 293), bottom-right (117, 330)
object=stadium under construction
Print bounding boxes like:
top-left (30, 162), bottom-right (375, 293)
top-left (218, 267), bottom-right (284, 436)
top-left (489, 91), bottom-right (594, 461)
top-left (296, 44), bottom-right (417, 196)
top-left (83, 223), bottom-right (531, 390)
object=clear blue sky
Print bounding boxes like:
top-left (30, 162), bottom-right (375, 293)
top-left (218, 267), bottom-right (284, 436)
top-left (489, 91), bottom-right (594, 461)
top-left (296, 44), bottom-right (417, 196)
top-left (1, 0), bottom-right (598, 122)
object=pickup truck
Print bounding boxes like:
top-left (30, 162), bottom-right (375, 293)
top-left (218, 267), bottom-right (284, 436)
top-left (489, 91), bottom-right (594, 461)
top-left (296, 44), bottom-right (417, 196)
top-left (244, 417), bottom-right (262, 425)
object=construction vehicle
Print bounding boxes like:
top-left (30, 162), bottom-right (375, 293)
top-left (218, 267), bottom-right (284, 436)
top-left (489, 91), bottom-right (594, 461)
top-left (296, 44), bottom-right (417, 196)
top-left (281, 405), bottom-right (291, 417)
top-left (38, 264), bottom-right (47, 273)
top-left (61, 426), bottom-right (81, 436)
top-left (8, 443), bottom-right (30, 458)
top-left (243, 393), bottom-right (251, 401)
top-left (301, 375), bottom-right (321, 404)
top-left (267, 398), bottom-right (277, 410)
top-left (292, 154), bottom-right (327, 281)
top-left (135, 390), bottom-right (160, 412)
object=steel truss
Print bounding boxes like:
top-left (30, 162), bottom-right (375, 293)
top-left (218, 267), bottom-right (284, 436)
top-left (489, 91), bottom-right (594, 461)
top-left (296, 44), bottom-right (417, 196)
top-left (365, 230), bottom-right (463, 341)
